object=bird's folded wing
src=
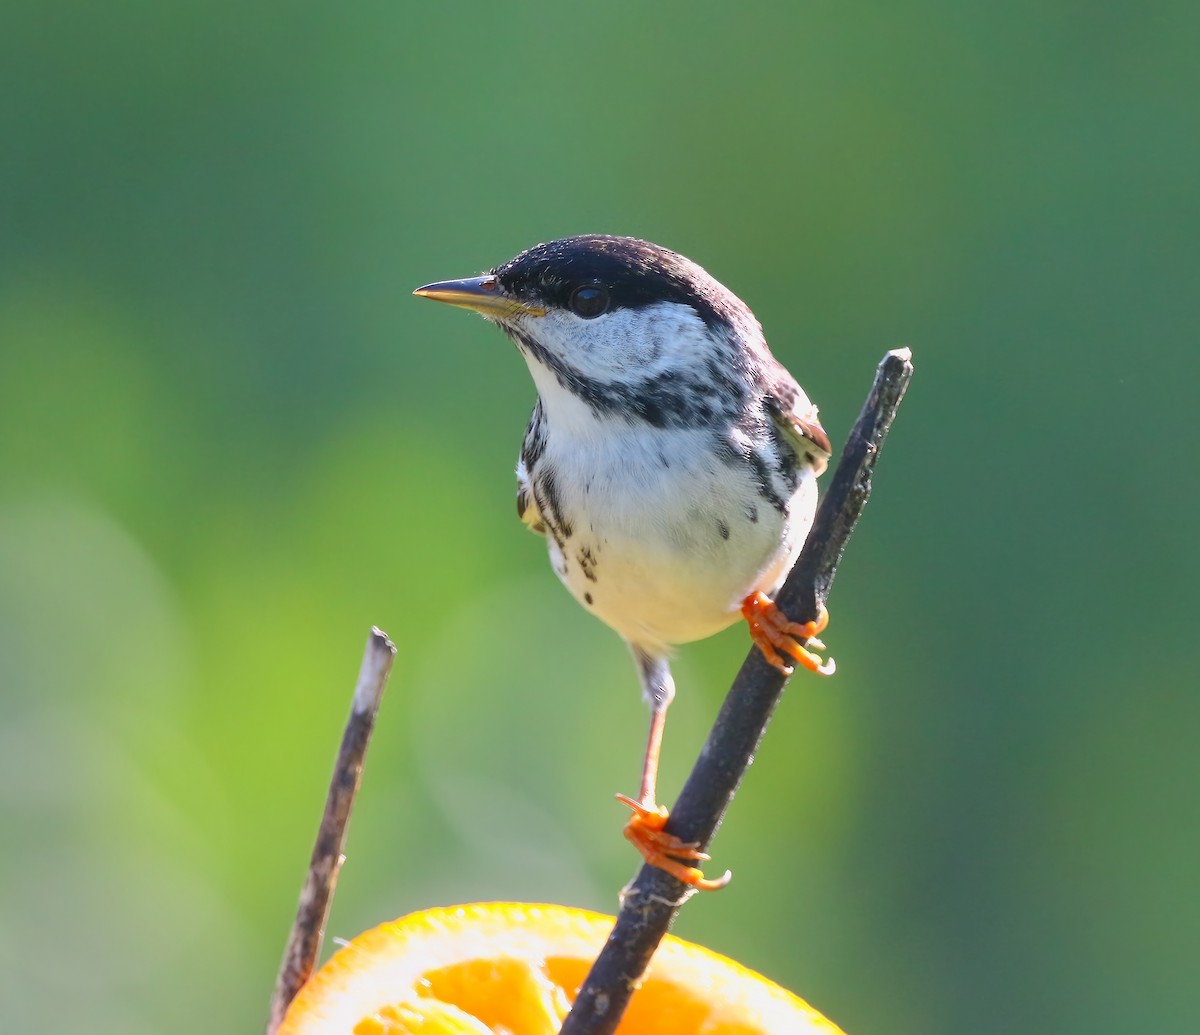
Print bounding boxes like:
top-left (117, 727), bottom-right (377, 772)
top-left (764, 373), bottom-right (832, 477)
top-left (516, 477), bottom-right (547, 536)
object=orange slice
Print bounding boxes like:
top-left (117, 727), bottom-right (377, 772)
top-left (279, 902), bottom-right (845, 1034)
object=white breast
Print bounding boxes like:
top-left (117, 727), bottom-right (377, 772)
top-left (533, 413), bottom-right (818, 653)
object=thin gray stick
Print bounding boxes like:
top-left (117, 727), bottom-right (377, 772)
top-left (559, 348), bottom-right (915, 1035)
top-left (266, 627), bottom-right (397, 1034)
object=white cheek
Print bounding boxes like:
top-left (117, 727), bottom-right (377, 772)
top-left (532, 302), bottom-right (711, 380)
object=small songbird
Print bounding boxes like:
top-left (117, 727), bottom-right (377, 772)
top-left (415, 236), bottom-right (834, 889)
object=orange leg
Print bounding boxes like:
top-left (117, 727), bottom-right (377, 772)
top-left (616, 794), bottom-right (732, 891)
top-left (620, 650), bottom-right (731, 890)
top-left (741, 591), bottom-right (835, 676)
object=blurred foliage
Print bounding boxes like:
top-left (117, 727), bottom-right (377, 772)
top-left (1, 2), bottom-right (1197, 1032)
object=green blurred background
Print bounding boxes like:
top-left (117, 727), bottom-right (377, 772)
top-left (2, 2), bottom-right (1196, 1032)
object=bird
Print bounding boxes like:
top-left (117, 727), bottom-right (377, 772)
top-left (414, 235), bottom-right (834, 889)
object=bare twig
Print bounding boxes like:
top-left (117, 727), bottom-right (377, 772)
top-left (559, 348), bottom-right (915, 1035)
top-left (266, 627), bottom-right (397, 1034)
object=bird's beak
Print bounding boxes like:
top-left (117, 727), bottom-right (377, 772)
top-left (412, 275), bottom-right (546, 319)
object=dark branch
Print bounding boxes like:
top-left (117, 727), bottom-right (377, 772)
top-left (559, 348), bottom-right (915, 1035)
top-left (266, 627), bottom-right (397, 1035)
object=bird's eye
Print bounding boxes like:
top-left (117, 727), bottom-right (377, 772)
top-left (569, 284), bottom-right (610, 319)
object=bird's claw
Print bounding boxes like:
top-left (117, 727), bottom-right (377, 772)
top-left (616, 794), bottom-right (732, 891)
top-left (741, 592), bottom-right (836, 676)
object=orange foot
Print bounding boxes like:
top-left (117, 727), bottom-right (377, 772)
top-left (741, 591), bottom-right (836, 676)
top-left (615, 794), bottom-right (732, 891)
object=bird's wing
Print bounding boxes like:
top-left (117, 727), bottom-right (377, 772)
top-left (516, 469), bottom-right (547, 536)
top-left (763, 365), bottom-right (832, 476)
top-left (516, 402), bottom-right (548, 536)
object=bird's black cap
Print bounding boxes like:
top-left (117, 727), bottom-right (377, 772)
top-left (494, 235), bottom-right (748, 331)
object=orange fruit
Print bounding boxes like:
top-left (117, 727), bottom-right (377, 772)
top-left (278, 902), bottom-right (845, 1034)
